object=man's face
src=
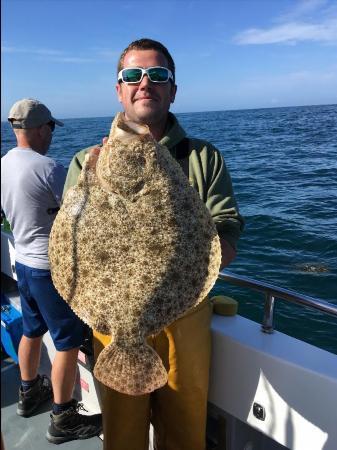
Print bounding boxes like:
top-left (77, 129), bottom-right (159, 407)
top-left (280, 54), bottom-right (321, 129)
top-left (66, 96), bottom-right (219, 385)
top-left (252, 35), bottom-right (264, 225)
top-left (30, 123), bottom-right (53, 154)
top-left (116, 49), bottom-right (177, 126)
top-left (40, 123), bottom-right (53, 153)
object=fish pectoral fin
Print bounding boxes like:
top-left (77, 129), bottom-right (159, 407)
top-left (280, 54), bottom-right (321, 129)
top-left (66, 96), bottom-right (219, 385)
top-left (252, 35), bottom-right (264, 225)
top-left (94, 341), bottom-right (167, 396)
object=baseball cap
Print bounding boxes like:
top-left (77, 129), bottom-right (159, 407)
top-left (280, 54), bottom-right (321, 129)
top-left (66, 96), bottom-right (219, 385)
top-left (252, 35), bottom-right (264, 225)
top-left (8, 98), bottom-right (64, 129)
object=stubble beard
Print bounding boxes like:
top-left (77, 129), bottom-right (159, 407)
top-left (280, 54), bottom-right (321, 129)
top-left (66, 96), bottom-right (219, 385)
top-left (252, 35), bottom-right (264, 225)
top-left (128, 103), bottom-right (167, 127)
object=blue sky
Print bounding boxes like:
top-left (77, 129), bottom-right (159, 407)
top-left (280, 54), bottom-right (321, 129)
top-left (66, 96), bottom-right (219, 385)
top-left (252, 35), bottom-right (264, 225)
top-left (2, 0), bottom-right (337, 119)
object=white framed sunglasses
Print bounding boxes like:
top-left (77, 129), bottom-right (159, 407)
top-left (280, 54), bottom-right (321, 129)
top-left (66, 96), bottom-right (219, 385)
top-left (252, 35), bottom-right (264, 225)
top-left (118, 66), bottom-right (174, 84)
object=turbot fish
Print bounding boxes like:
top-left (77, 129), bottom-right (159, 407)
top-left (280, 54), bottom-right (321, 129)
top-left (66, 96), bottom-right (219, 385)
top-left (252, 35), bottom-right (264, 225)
top-left (49, 113), bottom-right (221, 395)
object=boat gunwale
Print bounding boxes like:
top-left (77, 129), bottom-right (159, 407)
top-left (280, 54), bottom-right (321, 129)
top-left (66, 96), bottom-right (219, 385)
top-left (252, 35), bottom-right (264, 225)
top-left (218, 270), bottom-right (337, 334)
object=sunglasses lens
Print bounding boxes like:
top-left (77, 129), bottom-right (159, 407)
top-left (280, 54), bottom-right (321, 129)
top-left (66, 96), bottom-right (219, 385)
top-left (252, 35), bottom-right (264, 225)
top-left (148, 67), bottom-right (169, 82)
top-left (122, 68), bottom-right (142, 83)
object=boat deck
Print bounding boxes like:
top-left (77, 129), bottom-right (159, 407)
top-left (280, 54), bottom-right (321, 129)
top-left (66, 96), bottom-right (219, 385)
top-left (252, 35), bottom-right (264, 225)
top-left (1, 357), bottom-right (103, 450)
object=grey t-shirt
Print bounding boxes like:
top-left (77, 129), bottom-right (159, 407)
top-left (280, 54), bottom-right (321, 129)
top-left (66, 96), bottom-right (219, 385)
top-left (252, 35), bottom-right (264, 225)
top-left (1, 147), bottom-right (66, 269)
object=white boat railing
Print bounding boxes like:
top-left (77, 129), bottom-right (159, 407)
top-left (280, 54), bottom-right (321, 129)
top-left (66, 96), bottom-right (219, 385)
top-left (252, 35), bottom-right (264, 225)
top-left (218, 270), bottom-right (337, 333)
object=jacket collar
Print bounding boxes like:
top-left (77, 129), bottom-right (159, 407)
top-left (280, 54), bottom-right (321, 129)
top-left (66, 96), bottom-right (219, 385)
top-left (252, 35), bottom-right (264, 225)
top-left (159, 112), bottom-right (186, 150)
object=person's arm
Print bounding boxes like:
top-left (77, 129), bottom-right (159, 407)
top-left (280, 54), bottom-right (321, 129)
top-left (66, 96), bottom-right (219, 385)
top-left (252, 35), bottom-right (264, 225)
top-left (46, 163), bottom-right (67, 206)
top-left (204, 144), bottom-right (244, 267)
top-left (63, 141), bottom-right (107, 198)
top-left (63, 148), bottom-right (87, 197)
top-left (219, 238), bottom-right (236, 269)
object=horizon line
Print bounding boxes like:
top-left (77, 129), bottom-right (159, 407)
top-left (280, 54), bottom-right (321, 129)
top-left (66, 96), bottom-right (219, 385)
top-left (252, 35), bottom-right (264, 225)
top-left (1, 102), bottom-right (336, 124)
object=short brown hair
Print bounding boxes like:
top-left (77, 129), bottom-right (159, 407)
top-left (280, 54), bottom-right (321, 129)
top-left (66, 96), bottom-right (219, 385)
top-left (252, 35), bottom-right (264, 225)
top-left (117, 38), bottom-right (176, 82)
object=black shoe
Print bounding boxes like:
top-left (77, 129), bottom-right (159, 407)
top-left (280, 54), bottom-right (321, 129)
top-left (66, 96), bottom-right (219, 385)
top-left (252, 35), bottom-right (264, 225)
top-left (46, 399), bottom-right (102, 444)
top-left (17, 374), bottom-right (53, 417)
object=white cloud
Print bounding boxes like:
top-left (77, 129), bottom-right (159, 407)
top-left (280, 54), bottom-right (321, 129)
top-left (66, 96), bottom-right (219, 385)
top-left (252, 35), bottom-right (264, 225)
top-left (234, 19), bottom-right (337, 45)
top-left (278, 0), bottom-right (329, 21)
top-left (1, 45), bottom-right (118, 63)
top-left (1, 46), bottom-right (64, 55)
top-left (234, 0), bottom-right (337, 45)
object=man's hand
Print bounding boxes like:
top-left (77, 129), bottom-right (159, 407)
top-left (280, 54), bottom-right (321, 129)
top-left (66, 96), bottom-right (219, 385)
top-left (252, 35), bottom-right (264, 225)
top-left (219, 239), bottom-right (236, 270)
top-left (87, 137), bottom-right (108, 169)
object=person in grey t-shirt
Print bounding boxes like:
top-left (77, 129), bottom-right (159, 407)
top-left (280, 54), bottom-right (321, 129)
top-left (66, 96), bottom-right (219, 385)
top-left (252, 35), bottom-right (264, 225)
top-left (1, 99), bottom-right (102, 444)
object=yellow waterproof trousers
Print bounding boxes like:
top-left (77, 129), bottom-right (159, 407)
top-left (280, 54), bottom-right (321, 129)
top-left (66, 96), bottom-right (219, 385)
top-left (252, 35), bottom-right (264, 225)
top-left (93, 297), bottom-right (212, 450)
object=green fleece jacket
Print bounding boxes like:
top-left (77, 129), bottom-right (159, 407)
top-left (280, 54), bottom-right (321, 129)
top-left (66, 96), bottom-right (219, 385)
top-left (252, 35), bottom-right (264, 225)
top-left (63, 112), bottom-right (244, 249)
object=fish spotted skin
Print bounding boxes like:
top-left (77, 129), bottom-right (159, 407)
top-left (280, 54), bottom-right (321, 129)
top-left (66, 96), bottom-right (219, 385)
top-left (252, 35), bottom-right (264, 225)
top-left (49, 113), bottom-right (221, 395)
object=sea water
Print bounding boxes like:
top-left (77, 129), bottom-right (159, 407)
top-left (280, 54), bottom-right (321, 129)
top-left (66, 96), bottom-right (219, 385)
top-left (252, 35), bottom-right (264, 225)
top-left (1, 104), bottom-right (337, 354)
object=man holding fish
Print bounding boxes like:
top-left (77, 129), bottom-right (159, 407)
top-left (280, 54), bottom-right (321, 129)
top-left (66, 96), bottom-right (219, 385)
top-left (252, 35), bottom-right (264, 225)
top-left (63, 38), bottom-right (244, 450)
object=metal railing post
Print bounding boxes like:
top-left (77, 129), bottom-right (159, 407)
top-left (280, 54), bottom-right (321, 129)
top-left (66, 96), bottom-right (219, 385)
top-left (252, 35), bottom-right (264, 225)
top-left (217, 270), bottom-right (337, 334)
top-left (262, 293), bottom-right (275, 333)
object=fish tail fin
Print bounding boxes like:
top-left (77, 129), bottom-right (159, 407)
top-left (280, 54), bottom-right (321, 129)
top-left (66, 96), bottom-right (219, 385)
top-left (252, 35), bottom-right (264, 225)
top-left (94, 341), bottom-right (167, 395)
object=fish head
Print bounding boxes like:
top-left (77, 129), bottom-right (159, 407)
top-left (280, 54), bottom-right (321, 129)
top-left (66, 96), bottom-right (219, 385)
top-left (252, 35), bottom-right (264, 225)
top-left (96, 113), bottom-right (158, 197)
